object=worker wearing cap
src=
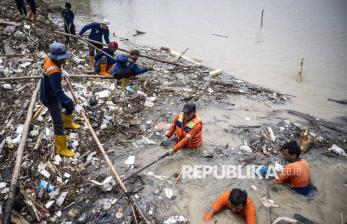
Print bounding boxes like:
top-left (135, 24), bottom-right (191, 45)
top-left (94, 41), bottom-right (118, 77)
top-left (111, 49), bottom-right (153, 87)
top-left (79, 19), bottom-right (110, 67)
top-left (40, 42), bottom-right (83, 157)
top-left (162, 102), bottom-right (202, 155)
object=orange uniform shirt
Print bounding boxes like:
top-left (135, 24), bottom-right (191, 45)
top-left (274, 159), bottom-right (310, 188)
top-left (166, 114), bottom-right (202, 151)
top-left (204, 192), bottom-right (257, 224)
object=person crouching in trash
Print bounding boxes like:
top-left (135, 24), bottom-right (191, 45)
top-left (111, 49), bottom-right (153, 87)
top-left (40, 42), bottom-right (83, 157)
top-left (94, 41), bottom-right (118, 77)
top-left (161, 102), bottom-right (202, 156)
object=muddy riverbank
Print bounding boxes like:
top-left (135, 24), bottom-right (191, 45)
top-left (0, 0), bottom-right (346, 223)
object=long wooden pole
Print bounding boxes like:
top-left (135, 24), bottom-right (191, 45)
top-left (4, 80), bottom-right (41, 224)
top-left (55, 30), bottom-right (189, 67)
top-left (64, 77), bottom-right (150, 223)
top-left (0, 75), bottom-right (113, 81)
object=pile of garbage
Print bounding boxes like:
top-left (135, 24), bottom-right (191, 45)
top-left (3, 0), bottom-right (337, 223)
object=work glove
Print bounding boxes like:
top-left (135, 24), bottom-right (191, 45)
top-left (167, 148), bottom-right (175, 156)
top-left (62, 69), bottom-right (70, 78)
top-left (74, 104), bottom-right (84, 114)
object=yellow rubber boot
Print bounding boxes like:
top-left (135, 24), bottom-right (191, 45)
top-left (54, 135), bottom-right (75, 157)
top-left (63, 114), bottom-right (81, 130)
top-left (120, 78), bottom-right (129, 87)
top-left (89, 56), bottom-right (94, 68)
top-left (99, 64), bottom-right (111, 77)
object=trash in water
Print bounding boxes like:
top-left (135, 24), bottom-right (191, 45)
top-left (67, 208), bottom-right (79, 219)
top-left (328, 144), bottom-right (346, 157)
top-left (53, 155), bottom-right (62, 165)
top-left (90, 176), bottom-right (115, 192)
top-left (38, 180), bottom-right (54, 193)
top-left (299, 129), bottom-right (314, 153)
top-left (45, 200), bottom-right (55, 209)
top-left (272, 217), bottom-right (298, 224)
top-left (96, 90), bottom-right (111, 98)
top-left (115, 207), bottom-right (124, 218)
top-left (163, 215), bottom-right (189, 224)
top-left (266, 127), bottom-right (276, 142)
top-left (39, 169), bottom-right (51, 179)
top-left (56, 191), bottom-right (68, 207)
top-left (2, 84), bottom-right (12, 90)
top-left (164, 188), bottom-right (174, 200)
top-left (126, 86), bottom-right (135, 93)
top-left (240, 145), bottom-right (252, 153)
top-left (124, 156), bottom-right (135, 165)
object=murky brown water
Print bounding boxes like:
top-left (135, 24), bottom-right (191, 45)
top-left (54, 0), bottom-right (347, 119)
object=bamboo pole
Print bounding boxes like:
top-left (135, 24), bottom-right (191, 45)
top-left (64, 77), bottom-right (150, 223)
top-left (55, 30), bottom-right (189, 67)
top-left (0, 75), bottom-right (114, 81)
top-left (4, 80), bottom-right (41, 224)
top-left (296, 57), bottom-right (304, 83)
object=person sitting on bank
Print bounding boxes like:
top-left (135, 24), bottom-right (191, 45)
top-left (204, 188), bottom-right (257, 224)
top-left (273, 141), bottom-right (313, 196)
top-left (40, 42), bottom-right (83, 157)
top-left (111, 49), bottom-right (153, 86)
top-left (94, 41), bottom-right (118, 76)
top-left (79, 19), bottom-right (110, 67)
top-left (61, 2), bottom-right (75, 44)
top-left (161, 102), bottom-right (202, 155)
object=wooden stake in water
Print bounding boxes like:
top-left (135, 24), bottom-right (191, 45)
top-left (260, 9), bottom-right (264, 29)
top-left (297, 58), bottom-right (304, 83)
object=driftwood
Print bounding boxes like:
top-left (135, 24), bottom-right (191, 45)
top-left (328, 98), bottom-right (347, 105)
top-left (64, 77), bottom-right (150, 223)
top-left (287, 110), bottom-right (347, 134)
top-left (4, 80), bottom-right (41, 224)
top-left (0, 19), bottom-right (20, 27)
top-left (55, 30), bottom-right (189, 67)
top-left (161, 47), bottom-right (202, 66)
top-left (173, 48), bottom-right (189, 63)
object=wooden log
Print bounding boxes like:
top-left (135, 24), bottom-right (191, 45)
top-left (173, 48), bottom-right (189, 63)
top-left (162, 47), bottom-right (202, 66)
top-left (260, 9), bottom-right (264, 29)
top-left (287, 110), bottom-right (347, 134)
top-left (296, 58), bottom-right (304, 83)
top-left (64, 77), bottom-right (150, 223)
top-left (4, 80), bottom-right (41, 224)
top-left (0, 19), bottom-right (20, 27)
top-left (328, 98), bottom-right (347, 105)
top-left (55, 30), bottom-right (189, 67)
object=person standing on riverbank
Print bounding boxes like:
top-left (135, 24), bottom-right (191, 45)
top-left (204, 189), bottom-right (256, 224)
top-left (40, 42), bottom-right (83, 157)
top-left (79, 19), bottom-right (110, 68)
top-left (61, 2), bottom-right (75, 44)
top-left (111, 49), bottom-right (152, 86)
top-left (26, 0), bottom-right (37, 22)
top-left (15, 0), bottom-right (27, 17)
top-left (94, 41), bottom-right (118, 77)
top-left (161, 102), bottom-right (202, 155)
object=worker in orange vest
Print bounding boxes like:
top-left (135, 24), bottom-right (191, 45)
top-left (40, 42), bottom-right (83, 157)
top-left (161, 102), bottom-right (202, 155)
top-left (204, 188), bottom-right (257, 224)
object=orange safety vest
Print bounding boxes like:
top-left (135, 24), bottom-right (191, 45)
top-left (175, 112), bottom-right (202, 148)
top-left (43, 57), bottom-right (61, 76)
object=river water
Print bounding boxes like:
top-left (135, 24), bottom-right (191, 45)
top-left (55, 0), bottom-right (347, 119)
